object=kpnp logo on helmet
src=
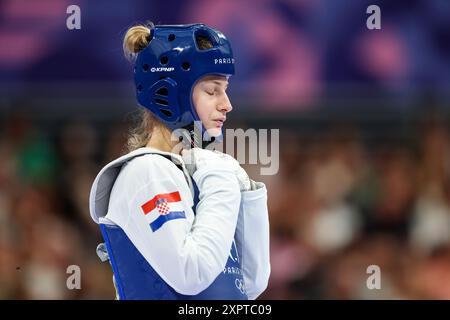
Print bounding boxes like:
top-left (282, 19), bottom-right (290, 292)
top-left (150, 67), bottom-right (175, 72)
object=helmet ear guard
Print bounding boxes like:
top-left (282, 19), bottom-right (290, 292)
top-left (148, 78), bottom-right (180, 124)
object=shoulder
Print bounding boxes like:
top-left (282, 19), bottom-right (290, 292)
top-left (123, 152), bottom-right (178, 174)
top-left (91, 149), bottom-right (189, 223)
top-left (109, 152), bottom-right (194, 220)
top-left (118, 153), bottom-right (185, 189)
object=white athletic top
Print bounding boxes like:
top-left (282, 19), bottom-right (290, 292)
top-left (89, 147), bottom-right (270, 299)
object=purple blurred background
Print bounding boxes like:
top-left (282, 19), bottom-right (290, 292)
top-left (1, 0), bottom-right (450, 299)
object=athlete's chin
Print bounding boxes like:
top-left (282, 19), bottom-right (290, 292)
top-left (205, 127), bottom-right (222, 138)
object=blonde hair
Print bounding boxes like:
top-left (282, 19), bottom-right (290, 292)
top-left (123, 24), bottom-right (153, 61)
top-left (123, 23), bottom-right (159, 152)
top-left (126, 108), bottom-right (158, 152)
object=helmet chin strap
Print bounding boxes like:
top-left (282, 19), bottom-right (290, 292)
top-left (191, 125), bottom-right (216, 149)
top-left (179, 123), bottom-right (219, 150)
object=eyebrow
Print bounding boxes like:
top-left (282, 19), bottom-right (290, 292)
top-left (212, 80), bottom-right (229, 87)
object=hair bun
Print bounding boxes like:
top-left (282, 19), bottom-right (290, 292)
top-left (123, 25), bottom-right (152, 59)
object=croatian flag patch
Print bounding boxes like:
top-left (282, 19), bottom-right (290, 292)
top-left (141, 191), bottom-right (186, 232)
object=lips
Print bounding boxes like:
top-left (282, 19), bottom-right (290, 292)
top-left (213, 117), bottom-right (226, 128)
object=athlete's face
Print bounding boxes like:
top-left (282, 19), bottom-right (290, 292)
top-left (192, 75), bottom-right (233, 137)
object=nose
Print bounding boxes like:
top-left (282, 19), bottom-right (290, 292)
top-left (218, 92), bottom-right (233, 113)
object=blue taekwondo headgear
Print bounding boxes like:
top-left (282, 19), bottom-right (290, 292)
top-left (133, 23), bottom-right (235, 146)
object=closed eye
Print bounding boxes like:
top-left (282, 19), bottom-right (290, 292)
top-left (205, 85), bottom-right (228, 96)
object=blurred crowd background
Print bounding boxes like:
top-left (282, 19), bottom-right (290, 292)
top-left (1, 0), bottom-right (450, 299)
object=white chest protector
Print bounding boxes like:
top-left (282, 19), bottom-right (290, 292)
top-left (89, 148), bottom-right (248, 299)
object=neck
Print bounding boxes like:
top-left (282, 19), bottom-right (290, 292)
top-left (146, 125), bottom-right (177, 153)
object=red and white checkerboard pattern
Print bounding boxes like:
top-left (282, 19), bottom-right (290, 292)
top-left (157, 201), bottom-right (170, 215)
